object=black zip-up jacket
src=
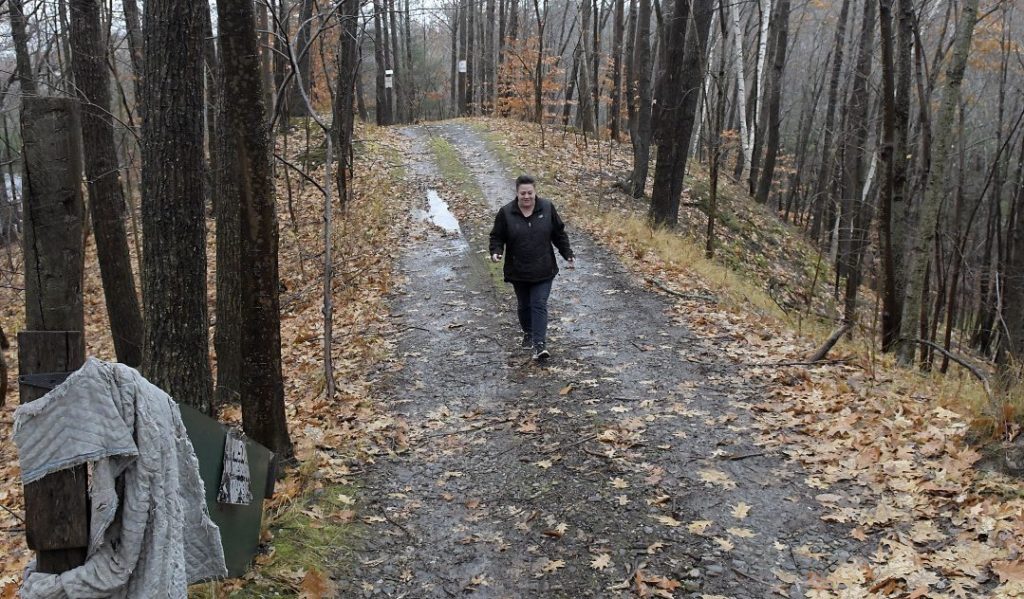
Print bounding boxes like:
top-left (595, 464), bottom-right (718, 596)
top-left (489, 197), bottom-right (574, 283)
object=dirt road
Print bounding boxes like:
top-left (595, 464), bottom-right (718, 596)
top-left (342, 123), bottom-right (856, 598)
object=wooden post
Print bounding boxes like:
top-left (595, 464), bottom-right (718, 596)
top-left (18, 97), bottom-right (89, 574)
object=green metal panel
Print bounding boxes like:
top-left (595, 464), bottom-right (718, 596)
top-left (179, 404), bottom-right (274, 578)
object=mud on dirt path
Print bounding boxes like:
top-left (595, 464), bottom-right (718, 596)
top-left (341, 123), bottom-right (857, 598)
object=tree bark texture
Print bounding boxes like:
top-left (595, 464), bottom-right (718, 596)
top-left (10, 0), bottom-right (38, 96)
top-left (374, 1), bottom-right (391, 125)
top-left (897, 0), bottom-right (980, 365)
top-left (809, 0), bottom-right (850, 242)
top-left (878, 0), bottom-right (899, 351)
top-left (629, 0), bottom-right (654, 197)
top-left (69, 0), bottom-right (144, 367)
top-left (216, 0), bottom-right (294, 457)
top-left (466, 0), bottom-right (476, 114)
top-left (122, 0), bottom-right (144, 111)
top-left (839, 0), bottom-right (876, 325)
top-left (753, 0), bottom-right (789, 205)
top-left (576, 0), bottom-right (596, 135)
top-left (141, 0), bottom-right (214, 415)
top-left (289, 0), bottom-right (314, 117)
top-left (335, 0), bottom-right (360, 204)
top-left (648, 0), bottom-right (714, 227)
top-left (610, 0), bottom-right (625, 140)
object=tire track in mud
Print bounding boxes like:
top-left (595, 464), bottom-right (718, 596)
top-left (342, 123), bottom-right (856, 598)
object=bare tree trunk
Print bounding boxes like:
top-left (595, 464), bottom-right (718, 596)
top-left (706, 3), bottom-right (727, 258)
top-left (727, 0), bottom-right (751, 181)
top-left (466, 0), bottom-right (476, 114)
top-left (10, 0), bottom-right (38, 96)
top-left (484, 0), bottom-right (495, 114)
top-left (878, 0), bottom-right (899, 350)
top-left (122, 0), bottom-right (144, 113)
top-left (610, 0), bottom-right (625, 140)
top-left (531, 0), bottom-right (545, 123)
top-left (576, 0), bottom-right (596, 135)
top-left (839, 0), bottom-right (876, 326)
top-left (69, 0), bottom-right (144, 366)
top-left (335, 0), bottom-right (360, 204)
top-left (404, 0), bottom-right (416, 120)
top-left (289, 0), bottom-right (314, 117)
top-left (141, 0), bottom-right (214, 414)
top-left (387, 0), bottom-right (404, 122)
top-left (458, 0), bottom-right (468, 115)
top-left (216, 0), bottom-right (294, 457)
top-left (628, 0), bottom-right (653, 197)
top-left (374, 1), bottom-right (391, 125)
top-left (809, 0), bottom-right (850, 242)
top-left (624, 0), bottom-right (638, 137)
top-left (753, 0), bottom-right (789, 205)
top-left (898, 0), bottom-right (980, 365)
top-left (451, 4), bottom-right (461, 116)
top-left (648, 0), bottom-right (714, 227)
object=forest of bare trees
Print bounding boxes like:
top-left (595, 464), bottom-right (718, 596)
top-left (1, 0), bottom-right (1023, 441)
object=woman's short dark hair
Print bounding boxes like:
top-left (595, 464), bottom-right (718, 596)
top-left (515, 174), bottom-right (535, 189)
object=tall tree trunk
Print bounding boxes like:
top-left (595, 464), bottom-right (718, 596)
top-left (289, 0), bottom-right (314, 117)
top-left (727, 0), bottom-right (751, 181)
top-left (840, 0), bottom-right (876, 326)
top-left (753, 0), bottom-right (789, 205)
top-left (531, 0), bottom-right (545, 123)
top-left (809, 0), bottom-right (850, 241)
top-left (122, 0), bottom-right (144, 113)
top-left (484, 0), bottom-right (495, 114)
top-left (880, 0), bottom-right (914, 350)
top-left (509, 0), bottom-right (519, 42)
top-left (69, 0), bottom-right (144, 367)
top-left (404, 0), bottom-right (416, 120)
top-left (878, 0), bottom-right (899, 350)
top-left (466, 0), bottom-right (476, 114)
top-left (458, 0), bottom-right (468, 115)
top-left (576, 0), bottom-right (596, 135)
top-left (897, 0), bottom-right (981, 365)
top-left (624, 0), bottom-right (638, 137)
top-left (141, 0), bottom-right (214, 414)
top-left (374, 1), bottom-right (391, 125)
top-left (260, 4), bottom-right (274, 114)
top-left (1003, 138), bottom-right (1024, 378)
top-left (628, 0), bottom-right (653, 197)
top-left (216, 0), bottom-right (294, 458)
top-left (451, 4), bottom-right (461, 116)
top-left (610, 0), bottom-right (625, 140)
top-left (648, 0), bottom-right (715, 227)
top-left (387, 0), bottom-right (404, 122)
top-left (706, 3), bottom-right (727, 258)
top-left (335, 0), bottom-right (360, 204)
top-left (10, 0), bottom-right (38, 96)
top-left (381, 0), bottom-right (396, 120)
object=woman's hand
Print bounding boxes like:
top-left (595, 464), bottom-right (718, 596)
top-left (490, 253), bottom-right (503, 263)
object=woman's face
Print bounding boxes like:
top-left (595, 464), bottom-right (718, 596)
top-left (517, 184), bottom-right (536, 211)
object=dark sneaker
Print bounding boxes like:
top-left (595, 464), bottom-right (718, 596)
top-left (532, 344), bottom-right (550, 361)
top-left (521, 333), bottom-right (533, 348)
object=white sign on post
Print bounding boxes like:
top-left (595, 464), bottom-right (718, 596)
top-left (384, 69), bottom-right (394, 89)
top-left (458, 60), bottom-right (467, 73)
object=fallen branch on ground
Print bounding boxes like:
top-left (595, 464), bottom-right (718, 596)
top-left (906, 338), bottom-right (993, 401)
top-left (805, 322), bottom-right (853, 363)
top-left (646, 277), bottom-right (719, 303)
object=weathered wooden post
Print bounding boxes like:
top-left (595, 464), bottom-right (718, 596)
top-left (17, 96), bottom-right (89, 573)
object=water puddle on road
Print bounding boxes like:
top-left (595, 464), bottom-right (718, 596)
top-left (413, 189), bottom-right (461, 234)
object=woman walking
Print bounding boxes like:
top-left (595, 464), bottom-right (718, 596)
top-left (489, 175), bottom-right (575, 360)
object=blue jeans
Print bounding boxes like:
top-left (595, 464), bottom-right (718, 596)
top-left (512, 278), bottom-right (553, 347)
